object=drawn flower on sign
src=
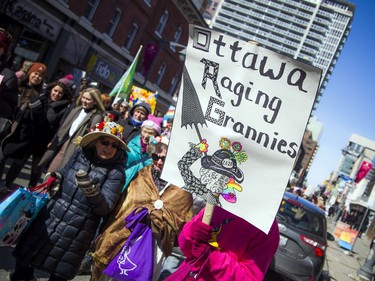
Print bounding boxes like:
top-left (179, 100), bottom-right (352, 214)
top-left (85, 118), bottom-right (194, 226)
top-left (219, 137), bottom-right (231, 150)
top-left (218, 137), bottom-right (248, 164)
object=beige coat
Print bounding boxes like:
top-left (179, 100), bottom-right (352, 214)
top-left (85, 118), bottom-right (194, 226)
top-left (39, 106), bottom-right (103, 170)
top-left (91, 165), bottom-right (194, 281)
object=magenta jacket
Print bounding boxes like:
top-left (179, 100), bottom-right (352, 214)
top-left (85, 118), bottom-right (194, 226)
top-left (178, 206), bottom-right (279, 281)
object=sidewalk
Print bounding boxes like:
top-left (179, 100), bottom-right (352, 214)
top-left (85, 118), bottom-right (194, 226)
top-left (325, 216), bottom-right (372, 281)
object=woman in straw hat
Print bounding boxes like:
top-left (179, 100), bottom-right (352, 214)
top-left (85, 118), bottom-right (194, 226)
top-left (10, 121), bottom-right (128, 281)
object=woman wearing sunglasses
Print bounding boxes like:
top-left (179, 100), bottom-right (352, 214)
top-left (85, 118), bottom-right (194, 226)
top-left (91, 136), bottom-right (194, 281)
top-left (10, 121), bottom-right (128, 281)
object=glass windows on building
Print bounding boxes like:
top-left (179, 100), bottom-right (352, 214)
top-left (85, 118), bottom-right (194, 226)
top-left (155, 10), bottom-right (169, 37)
top-left (124, 23), bottom-right (138, 50)
top-left (170, 27), bottom-right (182, 51)
top-left (107, 8), bottom-right (122, 37)
top-left (155, 63), bottom-right (166, 86)
top-left (84, 0), bottom-right (100, 21)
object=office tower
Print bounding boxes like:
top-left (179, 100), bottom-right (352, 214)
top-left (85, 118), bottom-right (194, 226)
top-left (211, 0), bottom-right (355, 112)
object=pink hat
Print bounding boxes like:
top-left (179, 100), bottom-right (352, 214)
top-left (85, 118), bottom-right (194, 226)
top-left (65, 74), bottom-right (74, 80)
top-left (141, 114), bottom-right (163, 135)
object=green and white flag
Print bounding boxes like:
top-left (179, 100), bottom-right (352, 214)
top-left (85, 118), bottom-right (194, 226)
top-left (110, 45), bottom-right (143, 102)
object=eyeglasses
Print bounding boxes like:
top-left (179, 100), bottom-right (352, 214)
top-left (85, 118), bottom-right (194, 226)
top-left (151, 154), bottom-right (166, 162)
top-left (99, 139), bottom-right (118, 149)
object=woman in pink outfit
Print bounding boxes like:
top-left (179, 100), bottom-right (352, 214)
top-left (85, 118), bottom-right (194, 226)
top-left (167, 206), bottom-right (279, 281)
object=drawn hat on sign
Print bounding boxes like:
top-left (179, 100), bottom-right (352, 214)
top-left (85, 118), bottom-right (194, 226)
top-left (201, 149), bottom-right (244, 183)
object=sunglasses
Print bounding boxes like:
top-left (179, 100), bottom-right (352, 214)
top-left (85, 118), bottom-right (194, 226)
top-left (99, 139), bottom-right (119, 149)
top-left (151, 153), bottom-right (166, 161)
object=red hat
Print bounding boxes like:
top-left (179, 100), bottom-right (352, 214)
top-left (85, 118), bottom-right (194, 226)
top-left (65, 74), bottom-right (74, 80)
top-left (27, 62), bottom-right (47, 79)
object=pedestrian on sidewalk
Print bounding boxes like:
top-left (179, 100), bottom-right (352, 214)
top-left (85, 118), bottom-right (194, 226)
top-left (0, 62), bottom-right (47, 193)
top-left (0, 80), bottom-right (72, 190)
top-left (0, 28), bottom-right (18, 142)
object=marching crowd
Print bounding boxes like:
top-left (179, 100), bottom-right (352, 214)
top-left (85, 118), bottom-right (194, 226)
top-left (0, 28), bottom-right (280, 281)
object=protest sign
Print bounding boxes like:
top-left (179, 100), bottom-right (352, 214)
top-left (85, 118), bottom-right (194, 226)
top-left (162, 25), bottom-right (322, 233)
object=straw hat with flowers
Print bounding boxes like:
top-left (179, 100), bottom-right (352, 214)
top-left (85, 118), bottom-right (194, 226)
top-left (80, 121), bottom-right (129, 151)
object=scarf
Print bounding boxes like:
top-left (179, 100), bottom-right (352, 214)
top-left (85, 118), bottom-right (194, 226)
top-left (131, 116), bottom-right (143, 127)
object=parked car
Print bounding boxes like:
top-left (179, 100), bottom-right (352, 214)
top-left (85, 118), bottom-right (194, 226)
top-left (267, 192), bottom-right (329, 281)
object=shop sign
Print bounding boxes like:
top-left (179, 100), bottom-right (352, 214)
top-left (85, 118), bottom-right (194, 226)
top-left (5, 0), bottom-right (61, 41)
top-left (85, 53), bottom-right (123, 87)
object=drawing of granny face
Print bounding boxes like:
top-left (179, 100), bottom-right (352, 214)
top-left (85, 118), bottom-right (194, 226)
top-left (199, 168), bottom-right (230, 194)
top-left (178, 137), bottom-right (248, 204)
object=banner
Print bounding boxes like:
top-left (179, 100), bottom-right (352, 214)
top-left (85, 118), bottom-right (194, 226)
top-left (142, 43), bottom-right (159, 76)
top-left (161, 25), bottom-right (321, 233)
top-left (110, 45), bottom-right (143, 102)
top-left (355, 161), bottom-right (373, 183)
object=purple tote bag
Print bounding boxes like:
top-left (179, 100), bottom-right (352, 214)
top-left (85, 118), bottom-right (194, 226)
top-left (103, 207), bottom-right (153, 281)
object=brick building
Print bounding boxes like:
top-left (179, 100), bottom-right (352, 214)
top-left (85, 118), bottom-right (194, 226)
top-left (0, 0), bottom-right (207, 113)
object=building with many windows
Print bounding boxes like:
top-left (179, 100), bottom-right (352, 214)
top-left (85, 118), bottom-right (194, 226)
top-left (328, 134), bottom-right (375, 237)
top-left (210, 0), bottom-right (355, 112)
top-left (0, 0), bottom-right (207, 113)
top-left (206, 0), bottom-right (355, 185)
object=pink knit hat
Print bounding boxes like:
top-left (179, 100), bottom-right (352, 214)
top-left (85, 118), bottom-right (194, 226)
top-left (141, 114), bottom-right (163, 135)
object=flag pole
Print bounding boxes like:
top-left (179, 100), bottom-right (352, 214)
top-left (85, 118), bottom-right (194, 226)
top-left (110, 45), bottom-right (143, 105)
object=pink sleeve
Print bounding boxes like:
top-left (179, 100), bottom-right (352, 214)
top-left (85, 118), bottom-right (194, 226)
top-left (178, 209), bottom-right (203, 260)
top-left (204, 220), bottom-right (279, 281)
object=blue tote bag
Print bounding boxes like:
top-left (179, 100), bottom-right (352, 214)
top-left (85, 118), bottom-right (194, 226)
top-left (103, 207), bottom-right (153, 281)
top-left (0, 177), bottom-right (55, 245)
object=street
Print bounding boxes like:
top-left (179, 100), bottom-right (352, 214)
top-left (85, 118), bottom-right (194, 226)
top-left (0, 159), bottom-right (373, 281)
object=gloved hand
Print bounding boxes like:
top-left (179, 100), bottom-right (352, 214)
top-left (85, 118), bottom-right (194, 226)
top-left (44, 171), bottom-right (62, 197)
top-left (188, 220), bottom-right (213, 259)
top-left (75, 169), bottom-right (100, 197)
top-left (190, 220), bottom-right (213, 242)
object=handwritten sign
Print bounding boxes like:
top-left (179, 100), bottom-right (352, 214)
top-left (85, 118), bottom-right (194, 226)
top-left (162, 25), bottom-right (321, 233)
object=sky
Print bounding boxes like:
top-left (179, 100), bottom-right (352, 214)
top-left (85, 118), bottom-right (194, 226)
top-left (306, 0), bottom-right (375, 187)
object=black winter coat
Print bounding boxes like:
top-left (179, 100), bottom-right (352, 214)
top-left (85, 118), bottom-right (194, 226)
top-left (1, 82), bottom-right (46, 158)
top-left (118, 117), bottom-right (142, 143)
top-left (0, 60), bottom-right (18, 119)
top-left (13, 146), bottom-right (127, 280)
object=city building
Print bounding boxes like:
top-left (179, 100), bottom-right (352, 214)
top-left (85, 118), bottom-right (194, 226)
top-left (295, 130), bottom-right (319, 186)
top-left (329, 134), bottom-right (375, 236)
top-left (210, 0), bottom-right (355, 113)
top-left (293, 116), bottom-right (323, 185)
top-left (206, 0), bottom-right (355, 184)
top-left (0, 0), bottom-right (207, 113)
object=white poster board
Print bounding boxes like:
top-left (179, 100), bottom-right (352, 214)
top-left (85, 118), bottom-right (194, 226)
top-left (162, 25), bottom-right (322, 234)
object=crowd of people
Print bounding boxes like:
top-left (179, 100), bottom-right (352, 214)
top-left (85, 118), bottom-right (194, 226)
top-left (0, 28), bottom-right (280, 281)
